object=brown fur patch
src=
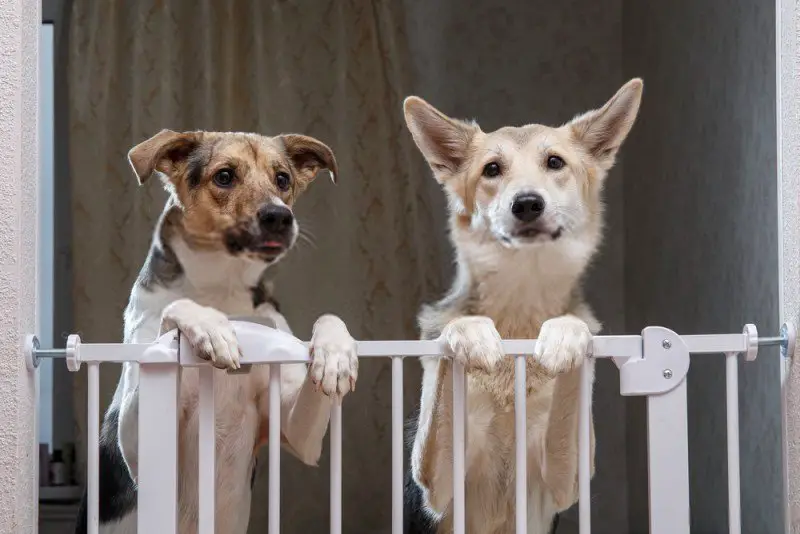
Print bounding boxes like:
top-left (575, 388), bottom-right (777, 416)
top-left (127, 130), bottom-right (337, 251)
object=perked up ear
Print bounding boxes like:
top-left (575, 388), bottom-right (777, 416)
top-left (569, 78), bottom-right (643, 170)
top-left (127, 129), bottom-right (200, 185)
top-left (403, 96), bottom-right (478, 178)
top-left (280, 134), bottom-right (339, 185)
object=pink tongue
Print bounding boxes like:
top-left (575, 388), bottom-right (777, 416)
top-left (263, 240), bottom-right (282, 248)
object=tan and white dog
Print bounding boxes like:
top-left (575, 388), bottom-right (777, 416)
top-left (75, 130), bottom-right (358, 534)
top-left (402, 80), bottom-right (643, 533)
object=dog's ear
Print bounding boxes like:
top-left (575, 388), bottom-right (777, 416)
top-left (568, 78), bottom-right (643, 170)
top-left (128, 129), bottom-right (200, 185)
top-left (280, 134), bottom-right (339, 185)
top-left (403, 96), bottom-right (478, 178)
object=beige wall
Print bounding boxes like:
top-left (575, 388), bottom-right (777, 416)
top-left (0, 0), bottom-right (39, 531)
top-left (779, 0), bottom-right (800, 531)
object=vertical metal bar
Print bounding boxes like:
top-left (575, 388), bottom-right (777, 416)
top-left (198, 367), bottom-right (216, 534)
top-left (452, 361), bottom-right (467, 534)
top-left (725, 353), bottom-right (742, 534)
top-left (514, 355), bottom-right (527, 534)
top-left (392, 357), bottom-right (404, 534)
top-left (87, 362), bottom-right (100, 534)
top-left (647, 380), bottom-right (691, 534)
top-left (138, 362), bottom-right (180, 534)
top-left (268, 364), bottom-right (281, 534)
top-left (579, 360), bottom-right (593, 534)
top-left (330, 400), bottom-right (343, 534)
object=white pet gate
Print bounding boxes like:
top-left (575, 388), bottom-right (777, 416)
top-left (24, 319), bottom-right (797, 534)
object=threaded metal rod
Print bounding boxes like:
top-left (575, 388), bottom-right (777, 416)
top-left (35, 348), bottom-right (67, 359)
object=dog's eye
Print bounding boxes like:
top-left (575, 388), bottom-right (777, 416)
top-left (482, 162), bottom-right (502, 178)
top-left (275, 172), bottom-right (291, 192)
top-left (213, 169), bottom-right (235, 188)
top-left (546, 155), bottom-right (565, 170)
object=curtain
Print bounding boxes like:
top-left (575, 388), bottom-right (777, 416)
top-left (69, 0), bottom-right (633, 532)
top-left (68, 1), bottom-right (449, 531)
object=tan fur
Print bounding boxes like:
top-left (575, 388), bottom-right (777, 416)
top-left (128, 130), bottom-right (337, 250)
top-left (108, 129), bottom-right (354, 534)
top-left (404, 79), bottom-right (643, 533)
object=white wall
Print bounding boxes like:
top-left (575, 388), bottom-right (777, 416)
top-left (0, 0), bottom-right (40, 531)
top-left (778, 0), bottom-right (800, 531)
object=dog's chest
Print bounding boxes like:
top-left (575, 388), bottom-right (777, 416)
top-left (462, 388), bottom-right (556, 533)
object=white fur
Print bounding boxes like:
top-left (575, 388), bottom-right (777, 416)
top-left (103, 235), bottom-right (357, 534)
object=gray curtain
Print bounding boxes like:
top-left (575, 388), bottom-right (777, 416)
top-left (68, 1), bottom-right (628, 532)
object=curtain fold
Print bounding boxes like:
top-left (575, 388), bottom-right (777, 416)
top-left (68, 1), bottom-right (448, 530)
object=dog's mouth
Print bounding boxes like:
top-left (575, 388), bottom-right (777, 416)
top-left (224, 228), bottom-right (295, 262)
top-left (499, 225), bottom-right (564, 245)
top-left (251, 239), bottom-right (289, 257)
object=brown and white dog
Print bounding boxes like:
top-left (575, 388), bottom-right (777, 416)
top-left (75, 130), bottom-right (358, 534)
top-left (402, 80), bottom-right (643, 533)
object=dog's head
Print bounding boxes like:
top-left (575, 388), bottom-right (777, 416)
top-left (403, 79), bottom-right (642, 249)
top-left (128, 130), bottom-right (337, 263)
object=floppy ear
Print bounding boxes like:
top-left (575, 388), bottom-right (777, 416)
top-left (569, 78), bottom-right (643, 170)
top-left (128, 129), bottom-right (200, 185)
top-left (403, 96), bottom-right (478, 178)
top-left (280, 134), bottom-right (339, 185)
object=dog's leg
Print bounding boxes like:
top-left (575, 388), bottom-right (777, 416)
top-left (410, 316), bottom-right (504, 516)
top-left (116, 299), bottom-right (241, 482)
top-left (536, 308), bottom-right (598, 511)
top-left (256, 314), bottom-right (358, 466)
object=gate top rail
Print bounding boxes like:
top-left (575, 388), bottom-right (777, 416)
top-left (23, 320), bottom-right (797, 372)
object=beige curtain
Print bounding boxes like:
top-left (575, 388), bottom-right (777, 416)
top-left (68, 1), bottom-right (449, 531)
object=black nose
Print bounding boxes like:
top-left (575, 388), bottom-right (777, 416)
top-left (258, 205), bottom-right (294, 233)
top-left (511, 193), bottom-right (546, 222)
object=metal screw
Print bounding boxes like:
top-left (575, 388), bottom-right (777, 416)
top-left (662, 340), bottom-right (672, 350)
top-left (663, 369), bottom-right (673, 379)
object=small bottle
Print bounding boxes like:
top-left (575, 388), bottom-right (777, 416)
top-left (50, 449), bottom-right (66, 486)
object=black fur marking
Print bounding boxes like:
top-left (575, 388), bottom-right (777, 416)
top-left (186, 146), bottom-right (210, 189)
top-left (404, 406), bottom-right (437, 533)
top-left (250, 456), bottom-right (258, 489)
top-left (138, 203), bottom-right (185, 291)
top-left (250, 282), bottom-right (280, 312)
top-left (74, 406), bottom-right (137, 533)
top-left (551, 512), bottom-right (560, 533)
top-left (138, 241), bottom-right (183, 290)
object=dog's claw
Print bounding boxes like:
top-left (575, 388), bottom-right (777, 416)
top-left (535, 315), bottom-right (592, 375)
top-left (308, 314), bottom-right (358, 399)
top-left (161, 299), bottom-right (241, 371)
top-left (440, 316), bottom-right (504, 372)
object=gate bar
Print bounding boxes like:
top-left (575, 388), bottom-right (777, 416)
top-left (579, 361), bottom-right (593, 534)
top-left (726, 352), bottom-right (742, 534)
top-left (392, 357), bottom-right (404, 534)
top-left (452, 361), bottom-right (467, 534)
top-left (198, 367), bottom-right (215, 534)
top-left (28, 325), bottom-right (795, 368)
top-left (268, 364), bottom-right (281, 534)
top-left (331, 400), bottom-right (342, 534)
top-left (514, 355), bottom-right (527, 534)
top-left (87, 363), bottom-right (100, 534)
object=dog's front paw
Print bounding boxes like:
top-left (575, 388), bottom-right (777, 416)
top-left (161, 299), bottom-right (241, 370)
top-left (309, 314), bottom-right (358, 398)
top-left (535, 315), bottom-right (592, 375)
top-left (440, 316), bottom-right (504, 372)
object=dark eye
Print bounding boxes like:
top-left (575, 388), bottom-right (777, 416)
top-left (213, 168), bottom-right (235, 188)
top-left (482, 162), bottom-right (502, 178)
top-left (546, 155), bottom-right (565, 170)
top-left (275, 171), bottom-right (291, 192)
